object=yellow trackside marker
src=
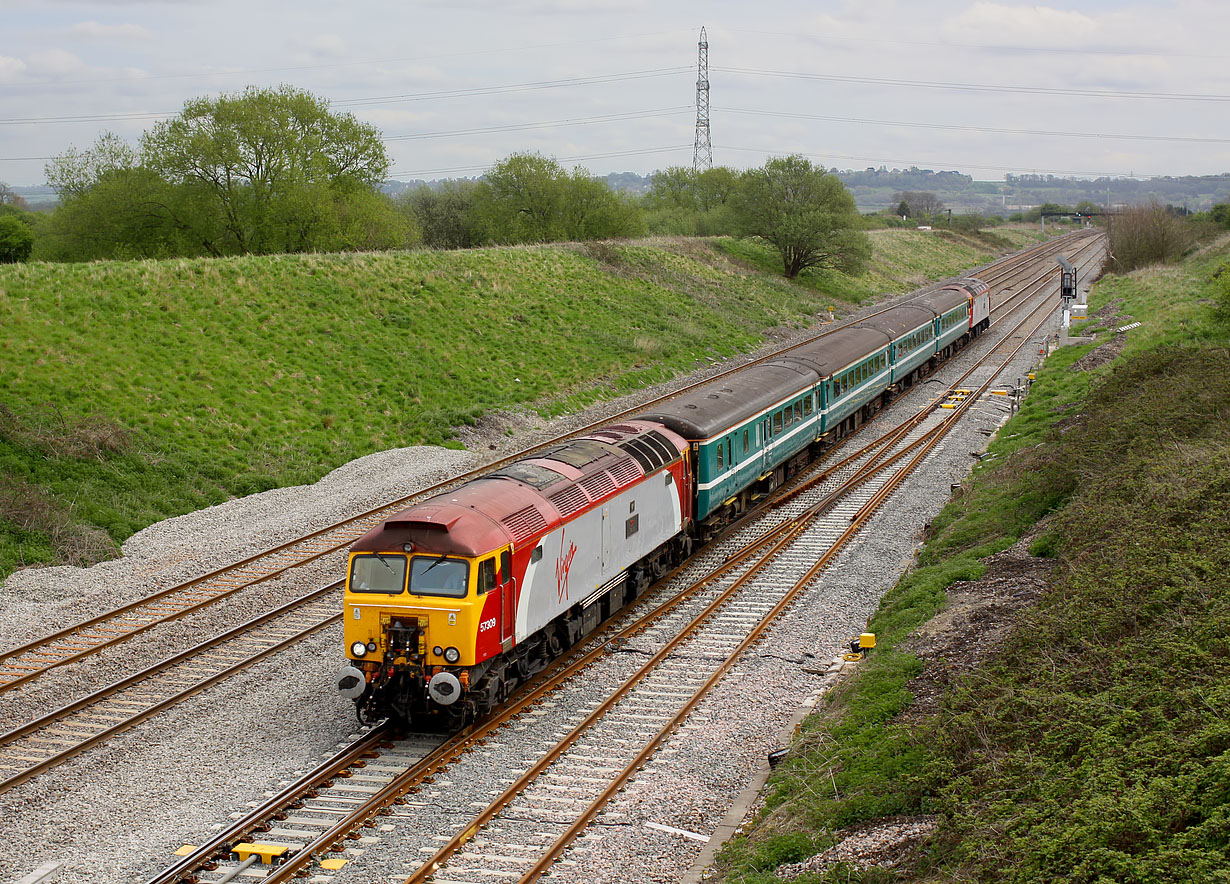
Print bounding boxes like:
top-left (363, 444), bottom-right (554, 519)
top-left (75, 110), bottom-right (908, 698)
top-left (991, 390), bottom-right (1010, 396)
top-left (233, 843), bottom-right (290, 864)
top-left (940, 403), bottom-right (956, 409)
top-left (173, 845), bottom-right (197, 856)
top-left (321, 858), bottom-right (348, 871)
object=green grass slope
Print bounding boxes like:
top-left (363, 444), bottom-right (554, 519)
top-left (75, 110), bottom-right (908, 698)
top-left (713, 237), bottom-right (1230, 883)
top-left (0, 231), bottom-right (1024, 578)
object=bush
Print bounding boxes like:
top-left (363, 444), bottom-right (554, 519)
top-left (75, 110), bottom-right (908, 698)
top-left (0, 215), bottom-right (34, 262)
top-left (1108, 202), bottom-right (1193, 272)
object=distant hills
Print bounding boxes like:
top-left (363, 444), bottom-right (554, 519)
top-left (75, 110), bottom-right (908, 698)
top-left (15, 168), bottom-right (1229, 216)
top-left (380, 168), bottom-right (1229, 216)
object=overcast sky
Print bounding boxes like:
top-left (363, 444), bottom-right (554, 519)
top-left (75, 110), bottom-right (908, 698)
top-left (2, 0), bottom-right (1228, 187)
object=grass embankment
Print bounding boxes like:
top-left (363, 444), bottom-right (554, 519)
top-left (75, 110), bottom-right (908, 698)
top-left (0, 231), bottom-right (1024, 579)
top-left (716, 240), bottom-right (1230, 882)
top-left (716, 226), bottom-right (1045, 304)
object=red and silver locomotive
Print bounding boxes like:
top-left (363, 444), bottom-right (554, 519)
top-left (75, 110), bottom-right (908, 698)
top-left (337, 420), bottom-right (693, 725)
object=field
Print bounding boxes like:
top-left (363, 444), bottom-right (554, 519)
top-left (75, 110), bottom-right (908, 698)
top-left (713, 237), bottom-right (1230, 882)
top-left (0, 231), bottom-right (1032, 578)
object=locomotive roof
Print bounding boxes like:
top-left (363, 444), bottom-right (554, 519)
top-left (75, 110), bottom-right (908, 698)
top-left (352, 420), bottom-right (688, 555)
top-left (856, 304), bottom-right (937, 339)
top-left (906, 286), bottom-right (968, 315)
top-left (635, 362), bottom-right (819, 439)
top-left (775, 326), bottom-right (892, 377)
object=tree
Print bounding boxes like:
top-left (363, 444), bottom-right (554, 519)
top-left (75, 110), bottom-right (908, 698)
top-left (0, 215), bottom-right (35, 262)
top-left (893, 190), bottom-right (943, 217)
top-left (896, 200), bottom-right (911, 218)
top-left (45, 132), bottom-right (139, 200)
top-left (562, 171), bottom-right (644, 240)
top-left (473, 153), bottom-right (569, 243)
top-left (472, 152), bottom-right (642, 244)
top-left (0, 181), bottom-right (28, 210)
top-left (42, 144), bottom-right (210, 260)
top-left (404, 181), bottom-right (482, 250)
top-left (733, 155), bottom-right (871, 279)
top-left (141, 85), bottom-right (395, 254)
top-left (642, 165), bottom-right (739, 235)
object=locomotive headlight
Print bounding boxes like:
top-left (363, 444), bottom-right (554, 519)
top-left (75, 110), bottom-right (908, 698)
top-left (433, 645), bottom-right (444, 657)
top-left (366, 640), bottom-right (378, 653)
top-left (351, 641), bottom-right (368, 658)
top-left (444, 646), bottom-right (461, 664)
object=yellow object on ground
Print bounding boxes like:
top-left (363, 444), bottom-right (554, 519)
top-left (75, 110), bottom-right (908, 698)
top-left (232, 843), bottom-right (290, 864)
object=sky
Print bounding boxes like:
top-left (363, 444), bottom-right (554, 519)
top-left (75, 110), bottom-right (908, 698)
top-left (2, 0), bottom-right (1228, 188)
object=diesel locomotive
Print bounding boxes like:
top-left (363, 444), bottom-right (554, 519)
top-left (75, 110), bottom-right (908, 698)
top-left (336, 278), bottom-right (990, 725)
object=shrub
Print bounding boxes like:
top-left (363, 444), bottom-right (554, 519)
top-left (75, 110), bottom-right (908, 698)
top-left (1108, 202), bottom-right (1193, 272)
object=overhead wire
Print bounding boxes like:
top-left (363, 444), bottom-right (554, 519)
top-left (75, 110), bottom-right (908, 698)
top-left (719, 106), bottom-right (1230, 145)
top-left (713, 65), bottom-right (1230, 102)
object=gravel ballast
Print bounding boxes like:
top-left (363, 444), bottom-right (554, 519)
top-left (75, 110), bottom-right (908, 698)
top-left (0, 241), bottom-right (1101, 884)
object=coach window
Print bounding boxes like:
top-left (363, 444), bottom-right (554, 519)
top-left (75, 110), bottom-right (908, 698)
top-left (743, 428), bottom-right (750, 453)
top-left (803, 396), bottom-right (812, 417)
top-left (784, 407), bottom-right (793, 427)
top-left (794, 401), bottom-right (803, 421)
top-left (716, 442), bottom-right (724, 470)
top-left (728, 438), bottom-right (734, 465)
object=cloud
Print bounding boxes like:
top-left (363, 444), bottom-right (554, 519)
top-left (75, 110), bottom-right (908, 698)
top-left (0, 55), bottom-right (29, 83)
top-left (305, 34), bottom-right (347, 59)
top-left (71, 21), bottom-right (154, 41)
top-left (27, 49), bottom-right (90, 79)
top-left (946, 3), bottom-right (1097, 45)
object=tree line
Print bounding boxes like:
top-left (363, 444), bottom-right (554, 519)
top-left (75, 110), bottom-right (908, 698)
top-left (0, 86), bottom-right (870, 280)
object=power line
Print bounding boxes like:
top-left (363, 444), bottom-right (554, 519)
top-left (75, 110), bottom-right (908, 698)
top-left (715, 65), bottom-right (1230, 102)
top-left (0, 29), bottom-right (697, 91)
top-left (384, 107), bottom-right (690, 142)
top-left (0, 67), bottom-right (692, 126)
top-left (334, 68), bottom-right (691, 109)
top-left (721, 106), bottom-right (1230, 145)
top-left (726, 27), bottom-right (1230, 62)
top-left (388, 145), bottom-right (691, 179)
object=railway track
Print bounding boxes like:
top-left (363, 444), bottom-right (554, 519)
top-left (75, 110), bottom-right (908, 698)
top-left (147, 235), bottom-right (1104, 884)
top-left (0, 584), bottom-right (343, 795)
top-left (0, 233), bottom-right (1102, 800)
top-left (0, 231), bottom-right (1093, 703)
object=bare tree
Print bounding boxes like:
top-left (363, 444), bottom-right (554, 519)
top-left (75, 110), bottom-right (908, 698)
top-left (0, 181), bottom-right (29, 210)
top-left (893, 190), bottom-right (944, 216)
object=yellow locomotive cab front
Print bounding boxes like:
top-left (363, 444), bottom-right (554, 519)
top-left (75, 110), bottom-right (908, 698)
top-left (339, 548), bottom-right (491, 723)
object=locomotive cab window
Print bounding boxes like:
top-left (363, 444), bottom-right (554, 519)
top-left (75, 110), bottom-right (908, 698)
top-left (409, 555), bottom-right (470, 598)
top-left (350, 553), bottom-right (407, 594)
top-left (478, 557), bottom-right (497, 594)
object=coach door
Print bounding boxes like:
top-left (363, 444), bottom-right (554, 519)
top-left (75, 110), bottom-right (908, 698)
top-left (499, 549), bottom-right (515, 648)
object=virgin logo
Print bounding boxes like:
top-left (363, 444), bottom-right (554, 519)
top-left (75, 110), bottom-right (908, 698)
top-left (556, 529), bottom-right (577, 604)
